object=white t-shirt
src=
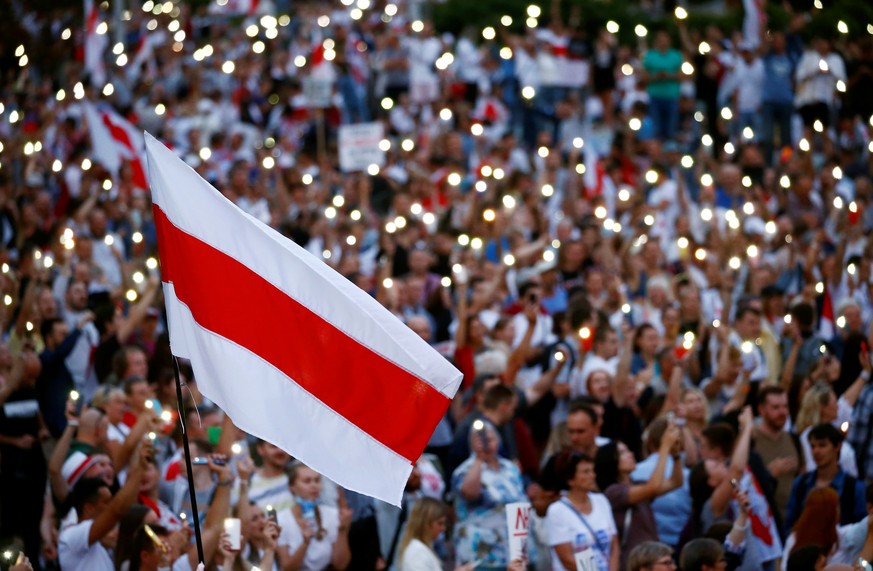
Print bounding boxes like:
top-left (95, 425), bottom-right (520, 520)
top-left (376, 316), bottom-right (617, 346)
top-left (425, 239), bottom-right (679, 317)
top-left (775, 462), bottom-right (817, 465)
top-left (58, 520), bottom-right (114, 571)
top-left (399, 538), bottom-right (442, 571)
top-left (277, 505), bottom-right (339, 571)
top-left (545, 495), bottom-right (616, 571)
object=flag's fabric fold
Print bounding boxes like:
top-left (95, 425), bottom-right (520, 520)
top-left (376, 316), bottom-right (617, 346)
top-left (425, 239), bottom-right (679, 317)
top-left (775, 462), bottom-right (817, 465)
top-left (144, 133), bottom-right (461, 505)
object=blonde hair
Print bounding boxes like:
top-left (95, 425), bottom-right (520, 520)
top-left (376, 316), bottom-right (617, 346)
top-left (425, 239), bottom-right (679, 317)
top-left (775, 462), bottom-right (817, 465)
top-left (397, 498), bottom-right (446, 566)
top-left (91, 386), bottom-right (125, 412)
top-left (795, 382), bottom-right (832, 434)
top-left (542, 421), bottom-right (570, 467)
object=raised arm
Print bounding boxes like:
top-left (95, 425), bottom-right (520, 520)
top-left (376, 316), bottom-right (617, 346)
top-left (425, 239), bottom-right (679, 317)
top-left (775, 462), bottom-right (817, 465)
top-left (115, 276), bottom-right (161, 343)
top-left (627, 425), bottom-right (680, 504)
top-left (711, 407), bottom-right (753, 517)
top-left (329, 490), bottom-right (352, 570)
top-left (88, 441), bottom-right (150, 545)
top-left (48, 399), bottom-right (79, 503)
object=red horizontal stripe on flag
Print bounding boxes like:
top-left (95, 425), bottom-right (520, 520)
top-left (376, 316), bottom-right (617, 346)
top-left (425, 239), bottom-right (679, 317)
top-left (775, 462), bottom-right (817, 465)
top-left (153, 205), bottom-right (450, 463)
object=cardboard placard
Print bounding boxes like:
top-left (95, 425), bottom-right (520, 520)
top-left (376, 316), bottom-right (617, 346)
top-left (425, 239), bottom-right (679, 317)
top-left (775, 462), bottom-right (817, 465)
top-left (574, 548), bottom-right (598, 571)
top-left (338, 122), bottom-right (386, 173)
top-left (505, 502), bottom-right (531, 564)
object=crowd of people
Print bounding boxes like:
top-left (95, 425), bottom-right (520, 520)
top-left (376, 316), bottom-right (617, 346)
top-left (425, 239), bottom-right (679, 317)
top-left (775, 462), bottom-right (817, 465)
top-left (2, 0), bottom-right (873, 569)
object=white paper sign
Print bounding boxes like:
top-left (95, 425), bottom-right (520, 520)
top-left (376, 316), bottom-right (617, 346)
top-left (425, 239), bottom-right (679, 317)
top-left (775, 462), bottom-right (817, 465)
top-left (505, 502), bottom-right (531, 564)
top-left (574, 548), bottom-right (598, 571)
top-left (338, 122), bottom-right (386, 173)
top-left (303, 77), bottom-right (333, 109)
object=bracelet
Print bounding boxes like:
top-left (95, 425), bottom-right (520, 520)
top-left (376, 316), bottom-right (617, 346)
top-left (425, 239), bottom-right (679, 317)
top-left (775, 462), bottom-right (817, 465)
top-left (861, 371), bottom-right (871, 382)
top-left (67, 420), bottom-right (80, 428)
top-left (239, 480), bottom-right (249, 487)
top-left (732, 521), bottom-right (746, 532)
top-left (217, 479), bottom-right (234, 487)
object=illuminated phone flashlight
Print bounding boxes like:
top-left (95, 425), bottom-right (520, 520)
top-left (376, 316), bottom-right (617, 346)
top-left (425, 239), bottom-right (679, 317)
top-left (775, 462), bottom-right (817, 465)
top-left (841, 421), bottom-right (850, 433)
top-left (70, 390), bottom-right (80, 402)
top-left (148, 431), bottom-right (157, 441)
top-left (180, 512), bottom-right (187, 521)
top-left (682, 332), bottom-right (695, 350)
top-left (145, 400), bottom-right (154, 410)
top-left (820, 344), bottom-right (827, 355)
top-left (554, 351), bottom-right (565, 362)
top-left (741, 341), bottom-right (753, 354)
top-left (472, 419), bottom-right (485, 431)
top-left (160, 410), bottom-right (172, 423)
top-left (231, 443), bottom-right (242, 455)
top-left (579, 327), bottom-right (591, 340)
top-left (784, 315), bottom-right (792, 325)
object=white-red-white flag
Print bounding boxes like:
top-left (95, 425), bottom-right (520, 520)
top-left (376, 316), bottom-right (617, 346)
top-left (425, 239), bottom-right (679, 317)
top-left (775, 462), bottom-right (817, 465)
top-left (84, 0), bottom-right (107, 87)
top-left (84, 103), bottom-right (148, 190)
top-left (819, 286), bottom-right (836, 340)
top-left (126, 32), bottom-right (163, 83)
top-left (144, 133), bottom-right (461, 506)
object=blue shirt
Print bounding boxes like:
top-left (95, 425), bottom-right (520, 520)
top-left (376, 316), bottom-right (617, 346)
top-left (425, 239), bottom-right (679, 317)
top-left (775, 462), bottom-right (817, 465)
top-left (783, 468), bottom-right (867, 534)
top-left (762, 52), bottom-right (796, 105)
top-left (630, 454), bottom-right (691, 546)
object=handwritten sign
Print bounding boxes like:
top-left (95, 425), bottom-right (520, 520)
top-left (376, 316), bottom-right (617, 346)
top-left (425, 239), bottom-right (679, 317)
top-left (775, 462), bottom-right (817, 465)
top-left (505, 502), bottom-right (531, 564)
top-left (338, 122), bottom-right (385, 173)
top-left (574, 548), bottom-right (598, 571)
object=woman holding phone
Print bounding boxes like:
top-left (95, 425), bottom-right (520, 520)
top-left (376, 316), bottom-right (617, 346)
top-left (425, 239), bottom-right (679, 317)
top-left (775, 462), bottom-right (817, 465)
top-left (275, 462), bottom-right (352, 571)
top-left (451, 422), bottom-right (528, 571)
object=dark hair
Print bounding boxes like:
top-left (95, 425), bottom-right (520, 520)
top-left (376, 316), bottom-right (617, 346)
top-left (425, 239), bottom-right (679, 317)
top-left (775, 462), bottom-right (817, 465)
top-left (116, 505), bottom-right (153, 569)
top-left (632, 324), bottom-right (657, 353)
top-left (593, 326), bottom-right (616, 345)
top-left (785, 544), bottom-right (825, 571)
top-left (567, 400), bottom-right (599, 425)
top-left (757, 385), bottom-right (787, 407)
top-left (679, 538), bottom-right (723, 571)
top-left (518, 281), bottom-right (540, 299)
top-left (594, 441), bottom-right (623, 492)
top-left (40, 317), bottom-right (64, 343)
top-left (791, 303), bottom-right (816, 329)
top-left (688, 462), bottom-right (714, 533)
top-left (93, 302), bottom-right (117, 336)
top-left (560, 451), bottom-right (594, 487)
top-left (734, 306), bottom-right (761, 322)
top-left (482, 384), bottom-right (515, 411)
top-left (128, 524), bottom-right (169, 571)
top-left (123, 375), bottom-right (148, 396)
top-left (114, 344), bottom-right (148, 381)
top-left (701, 423), bottom-right (737, 458)
top-left (70, 477), bottom-right (110, 516)
top-left (808, 423), bottom-right (843, 447)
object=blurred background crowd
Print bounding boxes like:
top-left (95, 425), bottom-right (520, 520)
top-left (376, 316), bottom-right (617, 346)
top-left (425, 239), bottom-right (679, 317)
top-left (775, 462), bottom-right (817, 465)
top-left (4, 0), bottom-right (873, 569)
